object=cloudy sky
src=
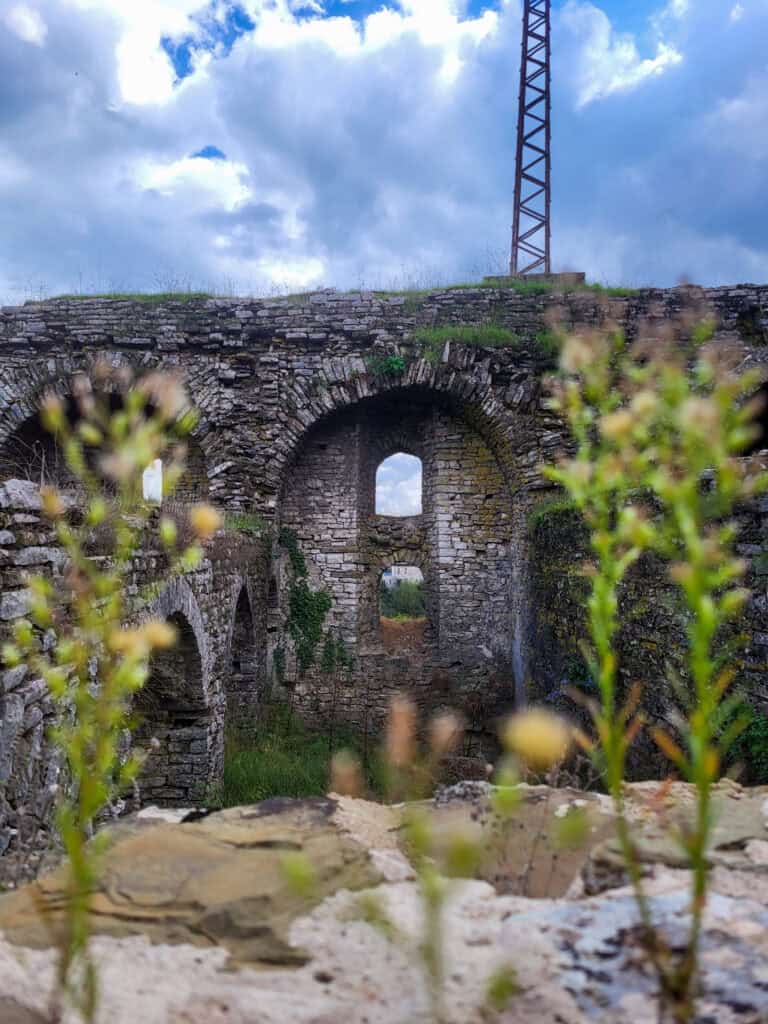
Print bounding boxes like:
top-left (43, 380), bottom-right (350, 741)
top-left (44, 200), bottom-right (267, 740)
top-left (0, 0), bottom-right (766, 304)
top-left (376, 452), bottom-right (422, 515)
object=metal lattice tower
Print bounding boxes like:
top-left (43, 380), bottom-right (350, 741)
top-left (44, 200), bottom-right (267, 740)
top-left (510, 0), bottom-right (551, 276)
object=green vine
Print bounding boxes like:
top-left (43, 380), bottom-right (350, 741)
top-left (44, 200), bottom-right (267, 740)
top-left (320, 632), bottom-right (353, 675)
top-left (277, 527), bottom-right (332, 675)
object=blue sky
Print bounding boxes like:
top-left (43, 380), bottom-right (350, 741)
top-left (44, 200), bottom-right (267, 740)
top-left (0, 0), bottom-right (766, 303)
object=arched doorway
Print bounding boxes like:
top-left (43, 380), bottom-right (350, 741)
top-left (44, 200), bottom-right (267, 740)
top-left (379, 564), bottom-right (426, 652)
top-left (228, 586), bottom-right (259, 729)
top-left (134, 611), bottom-right (210, 805)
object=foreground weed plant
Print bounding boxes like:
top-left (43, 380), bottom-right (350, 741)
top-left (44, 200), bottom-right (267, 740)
top-left (546, 319), bottom-right (768, 1023)
top-left (2, 367), bottom-right (221, 1022)
top-left (325, 697), bottom-right (576, 1022)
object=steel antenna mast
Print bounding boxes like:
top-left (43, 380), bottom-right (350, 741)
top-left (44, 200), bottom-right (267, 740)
top-left (510, 0), bottom-right (551, 276)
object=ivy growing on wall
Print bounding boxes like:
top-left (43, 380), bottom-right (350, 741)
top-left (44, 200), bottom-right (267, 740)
top-left (277, 527), bottom-right (332, 675)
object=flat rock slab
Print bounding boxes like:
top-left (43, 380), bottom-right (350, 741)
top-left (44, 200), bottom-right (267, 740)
top-left (0, 797), bottom-right (379, 967)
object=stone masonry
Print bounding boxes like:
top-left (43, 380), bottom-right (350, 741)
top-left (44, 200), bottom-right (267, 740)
top-left (0, 282), bottom-right (766, 875)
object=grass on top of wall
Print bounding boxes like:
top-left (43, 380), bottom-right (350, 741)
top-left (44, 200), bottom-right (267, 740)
top-left (43, 292), bottom-right (214, 304)
top-left (213, 701), bottom-right (387, 807)
top-left (414, 324), bottom-right (562, 368)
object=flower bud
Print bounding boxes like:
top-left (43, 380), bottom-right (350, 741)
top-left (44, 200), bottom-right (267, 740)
top-left (189, 504), bottom-right (222, 540)
top-left (159, 516), bottom-right (177, 548)
top-left (502, 708), bottom-right (571, 771)
top-left (40, 394), bottom-right (65, 433)
top-left (329, 750), bottom-right (363, 797)
top-left (428, 712), bottom-right (463, 758)
top-left (386, 693), bottom-right (417, 768)
top-left (600, 410), bottom-right (634, 441)
top-left (40, 486), bottom-right (66, 519)
top-left (143, 619), bottom-right (177, 649)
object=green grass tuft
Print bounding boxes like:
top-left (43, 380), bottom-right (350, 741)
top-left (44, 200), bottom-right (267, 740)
top-left (225, 511), bottom-right (266, 537)
top-left (414, 324), bottom-right (560, 368)
top-left (44, 292), bottom-right (213, 304)
top-left (213, 703), bottom-right (387, 807)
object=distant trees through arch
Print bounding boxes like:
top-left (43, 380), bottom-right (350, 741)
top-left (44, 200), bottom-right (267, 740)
top-left (379, 564), bottom-right (426, 652)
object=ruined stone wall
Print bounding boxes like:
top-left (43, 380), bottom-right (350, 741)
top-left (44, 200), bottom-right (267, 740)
top-left (276, 394), bottom-right (519, 747)
top-left (0, 281), bottom-right (766, 870)
top-left (0, 478), bottom-right (265, 880)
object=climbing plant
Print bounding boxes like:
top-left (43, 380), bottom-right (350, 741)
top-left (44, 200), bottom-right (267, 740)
top-left (365, 353), bottom-right (406, 376)
top-left (277, 527), bottom-right (332, 675)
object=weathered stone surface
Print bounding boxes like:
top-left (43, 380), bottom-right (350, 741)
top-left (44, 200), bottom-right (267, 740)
top-left (0, 480), bottom-right (42, 511)
top-left (0, 797), bottom-right (379, 967)
top-left (1, 788), bottom-right (767, 1023)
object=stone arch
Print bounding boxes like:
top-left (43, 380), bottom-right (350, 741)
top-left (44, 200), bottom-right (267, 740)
top-left (134, 578), bottom-right (218, 805)
top-left (225, 582), bottom-right (259, 730)
top-left (365, 545), bottom-right (432, 642)
top-left (0, 407), bottom-right (74, 490)
top-left (267, 356), bottom-right (537, 512)
top-left (0, 361), bottom-right (218, 502)
top-left (276, 384), bottom-right (522, 732)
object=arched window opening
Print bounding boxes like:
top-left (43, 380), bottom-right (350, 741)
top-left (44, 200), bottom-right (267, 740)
top-left (375, 452), bottom-right (422, 516)
top-left (134, 612), bottom-right (209, 806)
top-left (379, 565), bottom-right (426, 651)
top-left (142, 458), bottom-right (163, 502)
top-left (229, 588), bottom-right (259, 728)
top-left (743, 382), bottom-right (768, 455)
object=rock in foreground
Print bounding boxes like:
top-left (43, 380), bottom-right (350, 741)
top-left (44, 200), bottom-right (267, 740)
top-left (1, 784), bottom-right (767, 1023)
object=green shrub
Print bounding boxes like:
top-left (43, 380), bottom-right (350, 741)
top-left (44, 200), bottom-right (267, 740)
top-left (366, 353), bottom-right (407, 376)
top-left (216, 703), bottom-right (386, 805)
top-left (224, 511), bottom-right (265, 536)
top-left (380, 579), bottom-right (426, 618)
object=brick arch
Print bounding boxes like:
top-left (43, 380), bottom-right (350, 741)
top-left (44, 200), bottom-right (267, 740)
top-left (0, 359), bottom-right (217, 500)
top-left (135, 577), bottom-right (221, 805)
top-left (224, 579), bottom-right (260, 730)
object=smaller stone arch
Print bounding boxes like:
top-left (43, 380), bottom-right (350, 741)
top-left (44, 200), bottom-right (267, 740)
top-left (361, 546), bottom-right (434, 646)
top-left (134, 578), bottom-right (216, 806)
top-left (226, 583), bottom-right (259, 730)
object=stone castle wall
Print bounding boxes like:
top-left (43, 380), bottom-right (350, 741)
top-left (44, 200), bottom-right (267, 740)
top-left (0, 281), bottom-right (766, 873)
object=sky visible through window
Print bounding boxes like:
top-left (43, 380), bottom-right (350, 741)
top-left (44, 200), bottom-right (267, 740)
top-left (376, 453), bottom-right (422, 517)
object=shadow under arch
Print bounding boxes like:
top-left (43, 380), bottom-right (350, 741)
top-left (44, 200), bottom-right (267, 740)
top-left (134, 577), bottom-right (217, 806)
top-left (226, 582), bottom-right (259, 731)
top-left (0, 363), bottom-right (218, 501)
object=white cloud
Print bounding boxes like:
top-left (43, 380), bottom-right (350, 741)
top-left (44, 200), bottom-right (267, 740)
top-left (0, 0), bottom-right (766, 304)
top-left (730, 3), bottom-right (745, 21)
top-left (135, 155), bottom-right (252, 211)
top-left (5, 4), bottom-right (48, 45)
top-left (376, 454), bottom-right (423, 516)
top-left (560, 2), bottom-right (682, 108)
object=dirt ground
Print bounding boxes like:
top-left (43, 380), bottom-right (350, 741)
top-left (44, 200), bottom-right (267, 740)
top-left (379, 616), bottom-right (426, 651)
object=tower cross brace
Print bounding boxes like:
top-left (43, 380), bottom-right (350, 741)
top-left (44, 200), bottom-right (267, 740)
top-left (510, 0), bottom-right (551, 276)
